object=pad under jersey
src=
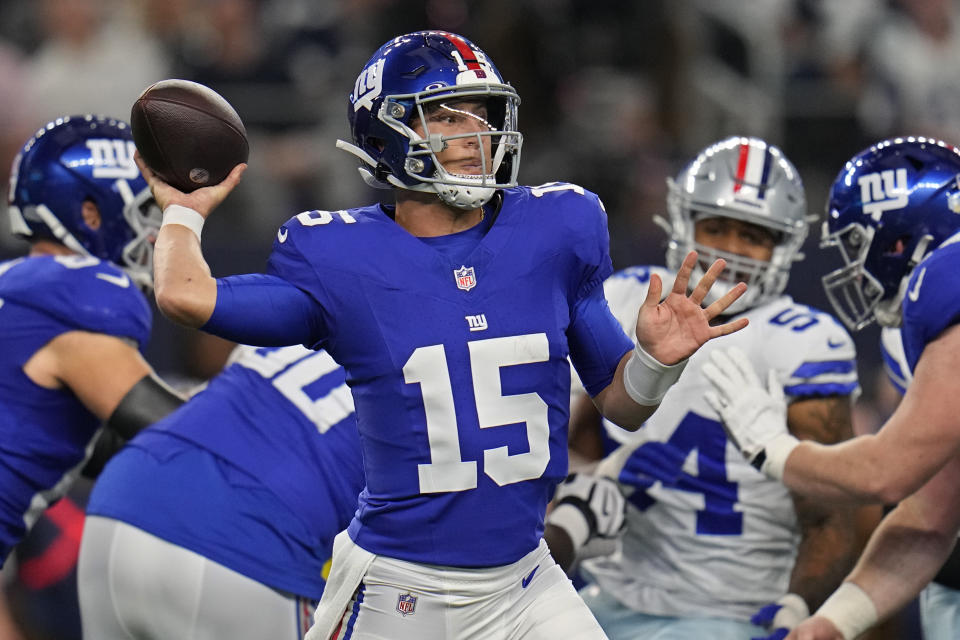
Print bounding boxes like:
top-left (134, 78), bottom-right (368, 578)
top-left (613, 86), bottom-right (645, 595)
top-left (584, 266), bottom-right (860, 620)
top-left (258, 184), bottom-right (631, 567)
top-left (87, 344), bottom-right (365, 600)
top-left (0, 255), bottom-right (151, 563)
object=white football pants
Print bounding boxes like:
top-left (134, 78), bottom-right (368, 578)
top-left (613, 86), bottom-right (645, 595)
top-left (78, 516), bottom-right (315, 639)
top-left (307, 532), bottom-right (608, 640)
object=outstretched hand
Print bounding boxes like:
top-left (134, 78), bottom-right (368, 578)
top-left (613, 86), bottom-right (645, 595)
top-left (135, 152), bottom-right (246, 218)
top-left (635, 250), bottom-right (749, 365)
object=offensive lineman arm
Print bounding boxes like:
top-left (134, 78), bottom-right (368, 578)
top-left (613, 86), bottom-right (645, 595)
top-left (706, 330), bottom-right (960, 638)
top-left (777, 398), bottom-right (904, 640)
top-left (787, 459), bottom-right (960, 640)
top-left (592, 252), bottom-right (748, 430)
top-left (706, 326), bottom-right (960, 504)
top-left (22, 330), bottom-right (185, 474)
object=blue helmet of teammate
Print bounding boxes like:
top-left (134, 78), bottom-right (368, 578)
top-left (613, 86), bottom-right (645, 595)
top-left (822, 137), bottom-right (960, 330)
top-left (338, 30), bottom-right (523, 210)
top-left (8, 115), bottom-right (160, 290)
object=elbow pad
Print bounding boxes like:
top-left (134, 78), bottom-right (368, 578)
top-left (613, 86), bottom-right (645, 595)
top-left (106, 373), bottom-right (185, 440)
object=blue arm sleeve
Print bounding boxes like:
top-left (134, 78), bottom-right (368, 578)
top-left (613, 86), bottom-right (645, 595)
top-left (568, 283), bottom-right (633, 397)
top-left (202, 274), bottom-right (326, 347)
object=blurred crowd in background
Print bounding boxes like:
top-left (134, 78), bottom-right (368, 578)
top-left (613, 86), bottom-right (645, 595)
top-left (1, 0), bottom-right (956, 637)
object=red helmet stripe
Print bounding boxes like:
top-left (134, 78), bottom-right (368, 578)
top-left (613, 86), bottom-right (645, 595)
top-left (733, 142), bottom-right (750, 192)
top-left (444, 33), bottom-right (483, 71)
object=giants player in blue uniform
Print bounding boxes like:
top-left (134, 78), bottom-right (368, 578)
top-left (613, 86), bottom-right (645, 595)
top-left (705, 137), bottom-right (960, 639)
top-left (142, 31), bottom-right (748, 639)
top-left (78, 344), bottom-right (366, 639)
top-left (0, 115), bottom-right (182, 566)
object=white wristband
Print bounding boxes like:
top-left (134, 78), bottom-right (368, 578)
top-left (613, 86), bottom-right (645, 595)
top-left (622, 343), bottom-right (688, 405)
top-left (161, 205), bottom-right (205, 243)
top-left (759, 432), bottom-right (800, 481)
top-left (546, 503), bottom-right (591, 550)
top-left (816, 582), bottom-right (879, 640)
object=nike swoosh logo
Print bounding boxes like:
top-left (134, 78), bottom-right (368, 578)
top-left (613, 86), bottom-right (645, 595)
top-left (827, 338), bottom-right (845, 349)
top-left (907, 267), bottom-right (926, 302)
top-left (521, 565), bottom-right (539, 589)
top-left (277, 228), bottom-right (288, 243)
top-left (96, 272), bottom-right (130, 288)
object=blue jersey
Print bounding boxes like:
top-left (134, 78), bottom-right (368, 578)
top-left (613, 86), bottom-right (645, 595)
top-left (255, 184), bottom-right (631, 567)
top-left (0, 255), bottom-right (151, 563)
top-left (900, 239), bottom-right (960, 375)
top-left (87, 345), bottom-right (365, 601)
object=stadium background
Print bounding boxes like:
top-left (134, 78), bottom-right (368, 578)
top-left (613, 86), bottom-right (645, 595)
top-left (0, 0), bottom-right (950, 637)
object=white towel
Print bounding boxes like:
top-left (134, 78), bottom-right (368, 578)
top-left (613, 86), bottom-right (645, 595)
top-left (305, 531), bottom-right (376, 640)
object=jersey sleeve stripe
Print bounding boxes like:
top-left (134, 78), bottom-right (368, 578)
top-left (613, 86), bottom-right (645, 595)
top-left (790, 360), bottom-right (856, 378)
top-left (784, 381), bottom-right (859, 397)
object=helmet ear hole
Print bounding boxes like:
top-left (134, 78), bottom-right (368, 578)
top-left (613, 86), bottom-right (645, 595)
top-left (883, 237), bottom-right (909, 256)
top-left (81, 199), bottom-right (102, 231)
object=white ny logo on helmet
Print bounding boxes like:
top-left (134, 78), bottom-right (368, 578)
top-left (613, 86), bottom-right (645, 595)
top-left (86, 139), bottom-right (139, 180)
top-left (858, 169), bottom-right (908, 221)
top-left (353, 58), bottom-right (385, 113)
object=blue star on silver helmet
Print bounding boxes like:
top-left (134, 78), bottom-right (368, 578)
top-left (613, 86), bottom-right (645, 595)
top-left (822, 136), bottom-right (960, 331)
top-left (8, 115), bottom-right (161, 291)
top-left (659, 136), bottom-right (809, 315)
top-left (337, 31), bottom-right (523, 210)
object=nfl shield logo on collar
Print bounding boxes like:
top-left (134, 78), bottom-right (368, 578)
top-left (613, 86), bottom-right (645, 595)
top-left (396, 592), bottom-right (417, 616)
top-left (454, 265), bottom-right (477, 291)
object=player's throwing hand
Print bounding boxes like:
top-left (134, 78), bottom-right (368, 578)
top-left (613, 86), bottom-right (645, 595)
top-left (134, 152), bottom-right (246, 219)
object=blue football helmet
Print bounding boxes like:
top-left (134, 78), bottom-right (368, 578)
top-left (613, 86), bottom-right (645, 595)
top-left (822, 137), bottom-right (960, 330)
top-left (8, 115), bottom-right (160, 290)
top-left (337, 31), bottom-right (523, 209)
top-left (660, 136), bottom-right (809, 315)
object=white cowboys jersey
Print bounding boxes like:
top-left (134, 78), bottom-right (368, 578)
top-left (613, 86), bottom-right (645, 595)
top-left (582, 265), bottom-right (859, 620)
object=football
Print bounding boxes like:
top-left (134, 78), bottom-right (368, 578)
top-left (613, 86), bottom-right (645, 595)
top-left (131, 79), bottom-right (248, 192)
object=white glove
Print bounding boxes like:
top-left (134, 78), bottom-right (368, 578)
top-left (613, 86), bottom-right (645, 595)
top-left (752, 593), bottom-right (810, 633)
top-left (546, 473), bottom-right (626, 550)
top-left (702, 347), bottom-right (799, 480)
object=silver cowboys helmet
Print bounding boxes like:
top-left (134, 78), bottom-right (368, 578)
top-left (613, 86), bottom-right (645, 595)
top-left (660, 136), bottom-right (808, 315)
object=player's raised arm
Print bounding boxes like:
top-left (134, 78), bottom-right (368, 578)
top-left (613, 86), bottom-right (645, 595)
top-left (593, 250), bottom-right (748, 429)
top-left (141, 153), bottom-right (246, 328)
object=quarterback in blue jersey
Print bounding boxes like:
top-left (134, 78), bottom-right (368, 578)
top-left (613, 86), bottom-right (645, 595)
top-left (0, 116), bottom-right (182, 566)
top-left (142, 31), bottom-right (748, 640)
top-left (705, 137), bottom-right (960, 640)
top-left (78, 344), bottom-right (365, 639)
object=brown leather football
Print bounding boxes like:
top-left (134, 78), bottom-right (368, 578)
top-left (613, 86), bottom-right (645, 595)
top-left (131, 79), bottom-right (248, 192)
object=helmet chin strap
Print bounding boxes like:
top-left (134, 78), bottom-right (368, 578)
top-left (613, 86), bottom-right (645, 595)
top-left (336, 138), bottom-right (496, 209)
top-left (32, 204), bottom-right (89, 255)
